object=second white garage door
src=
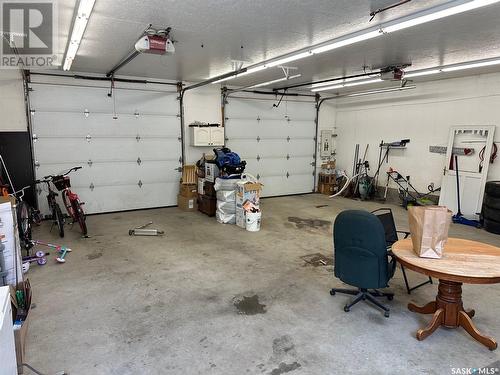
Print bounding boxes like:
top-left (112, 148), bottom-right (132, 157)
top-left (29, 77), bottom-right (182, 214)
top-left (224, 94), bottom-right (317, 196)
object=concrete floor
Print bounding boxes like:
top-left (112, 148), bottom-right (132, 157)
top-left (24, 195), bottom-right (500, 375)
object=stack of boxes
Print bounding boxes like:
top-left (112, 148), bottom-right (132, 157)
top-left (317, 161), bottom-right (337, 195)
top-left (197, 161), bottom-right (217, 216)
top-left (178, 165), bottom-right (198, 211)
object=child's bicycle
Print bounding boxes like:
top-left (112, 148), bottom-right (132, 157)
top-left (47, 166), bottom-right (87, 237)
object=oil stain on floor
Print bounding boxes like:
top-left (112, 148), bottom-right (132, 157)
top-left (233, 295), bottom-right (266, 315)
top-left (288, 217), bottom-right (331, 231)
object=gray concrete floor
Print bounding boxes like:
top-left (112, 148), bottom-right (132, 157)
top-left (25, 195), bottom-right (500, 375)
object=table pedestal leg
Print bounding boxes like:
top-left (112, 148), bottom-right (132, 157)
top-left (408, 279), bottom-right (497, 350)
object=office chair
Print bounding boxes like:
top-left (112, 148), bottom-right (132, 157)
top-left (330, 210), bottom-right (396, 317)
top-left (371, 208), bottom-right (432, 294)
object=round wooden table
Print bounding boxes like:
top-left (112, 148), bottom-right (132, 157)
top-left (392, 237), bottom-right (500, 350)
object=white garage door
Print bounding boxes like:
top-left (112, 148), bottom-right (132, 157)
top-left (29, 78), bottom-right (182, 214)
top-left (225, 95), bottom-right (316, 196)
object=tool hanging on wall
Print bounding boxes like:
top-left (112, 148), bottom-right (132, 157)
top-left (129, 221), bottom-right (165, 236)
top-left (371, 139), bottom-right (410, 194)
top-left (479, 143), bottom-right (498, 172)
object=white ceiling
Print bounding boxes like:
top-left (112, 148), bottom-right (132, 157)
top-left (58, 0), bottom-right (500, 91)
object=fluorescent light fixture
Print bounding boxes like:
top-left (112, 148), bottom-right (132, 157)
top-left (311, 74), bottom-right (381, 88)
top-left (404, 69), bottom-right (441, 78)
top-left (211, 65), bottom-right (267, 84)
top-left (266, 52), bottom-right (313, 68)
top-left (311, 78), bottom-right (382, 92)
top-left (441, 58), bottom-right (500, 72)
top-left (311, 30), bottom-right (382, 54)
top-left (210, 0), bottom-right (500, 83)
top-left (63, 0), bottom-right (96, 71)
top-left (248, 74), bottom-right (302, 88)
top-left (384, 0), bottom-right (500, 33)
top-left (346, 85), bottom-right (416, 97)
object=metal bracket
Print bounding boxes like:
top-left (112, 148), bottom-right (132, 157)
top-left (138, 180), bottom-right (143, 188)
top-left (87, 159), bottom-right (93, 167)
top-left (286, 172), bottom-right (290, 178)
top-left (136, 134), bottom-right (141, 142)
top-left (89, 183), bottom-right (94, 191)
top-left (34, 160), bottom-right (40, 168)
top-left (257, 174), bottom-right (261, 180)
top-left (84, 109), bottom-right (90, 118)
top-left (175, 167), bottom-right (182, 172)
top-left (257, 116), bottom-right (261, 122)
top-left (256, 136), bottom-right (261, 142)
top-left (178, 136), bottom-right (182, 142)
top-left (286, 154), bottom-right (290, 160)
top-left (86, 134), bottom-right (92, 142)
top-left (257, 155), bottom-right (261, 161)
top-left (32, 134), bottom-right (38, 142)
top-left (134, 111), bottom-right (139, 118)
top-left (137, 157), bottom-right (142, 165)
top-left (30, 109), bottom-right (35, 116)
top-left (286, 136), bottom-right (291, 142)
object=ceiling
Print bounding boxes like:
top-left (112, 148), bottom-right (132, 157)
top-left (58, 0), bottom-right (500, 91)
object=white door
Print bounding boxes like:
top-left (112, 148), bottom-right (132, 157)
top-left (29, 78), bottom-right (182, 214)
top-left (438, 126), bottom-right (495, 217)
top-left (224, 95), bottom-right (316, 196)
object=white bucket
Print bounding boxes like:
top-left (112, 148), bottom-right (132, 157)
top-left (246, 211), bottom-right (261, 232)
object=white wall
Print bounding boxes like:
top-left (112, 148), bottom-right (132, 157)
top-left (0, 69), bottom-right (27, 132)
top-left (183, 85), bottom-right (222, 164)
top-left (333, 72), bottom-right (500, 192)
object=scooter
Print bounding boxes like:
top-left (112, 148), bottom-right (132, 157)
top-left (30, 240), bottom-right (72, 263)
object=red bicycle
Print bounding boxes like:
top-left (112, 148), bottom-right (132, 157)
top-left (51, 166), bottom-right (87, 236)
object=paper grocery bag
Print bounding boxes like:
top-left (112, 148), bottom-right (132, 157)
top-left (408, 206), bottom-right (452, 258)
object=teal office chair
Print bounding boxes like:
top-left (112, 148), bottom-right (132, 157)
top-left (330, 210), bottom-right (396, 317)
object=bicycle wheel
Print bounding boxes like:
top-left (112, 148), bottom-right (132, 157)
top-left (73, 200), bottom-right (87, 236)
top-left (17, 201), bottom-right (32, 243)
top-left (54, 204), bottom-right (65, 238)
top-left (61, 190), bottom-right (75, 219)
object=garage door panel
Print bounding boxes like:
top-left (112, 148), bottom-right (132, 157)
top-left (225, 96), bottom-right (316, 196)
top-left (287, 139), bottom-right (315, 155)
top-left (30, 81), bottom-right (181, 214)
top-left (113, 90), bottom-right (178, 115)
top-left (225, 119), bottom-right (260, 137)
top-left (226, 99), bottom-right (284, 120)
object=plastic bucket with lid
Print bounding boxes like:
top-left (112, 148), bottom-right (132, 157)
top-left (246, 211), bottom-right (261, 232)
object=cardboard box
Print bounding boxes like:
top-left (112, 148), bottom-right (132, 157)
top-left (236, 207), bottom-right (246, 228)
top-left (179, 183), bottom-right (197, 198)
top-left (181, 165), bottom-right (197, 184)
top-left (236, 181), bottom-right (263, 208)
top-left (205, 163), bottom-right (219, 183)
top-left (177, 194), bottom-right (197, 211)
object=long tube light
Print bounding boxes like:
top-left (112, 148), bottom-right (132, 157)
top-left (345, 85), bottom-right (416, 97)
top-left (383, 0), bottom-right (500, 33)
top-left (311, 74), bottom-right (381, 88)
top-left (311, 78), bottom-right (382, 92)
top-left (248, 74), bottom-right (302, 88)
top-left (312, 56), bottom-right (500, 92)
top-left (210, 0), bottom-right (500, 84)
top-left (63, 0), bottom-right (96, 71)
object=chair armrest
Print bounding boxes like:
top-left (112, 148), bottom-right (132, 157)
top-left (397, 230), bottom-right (411, 239)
